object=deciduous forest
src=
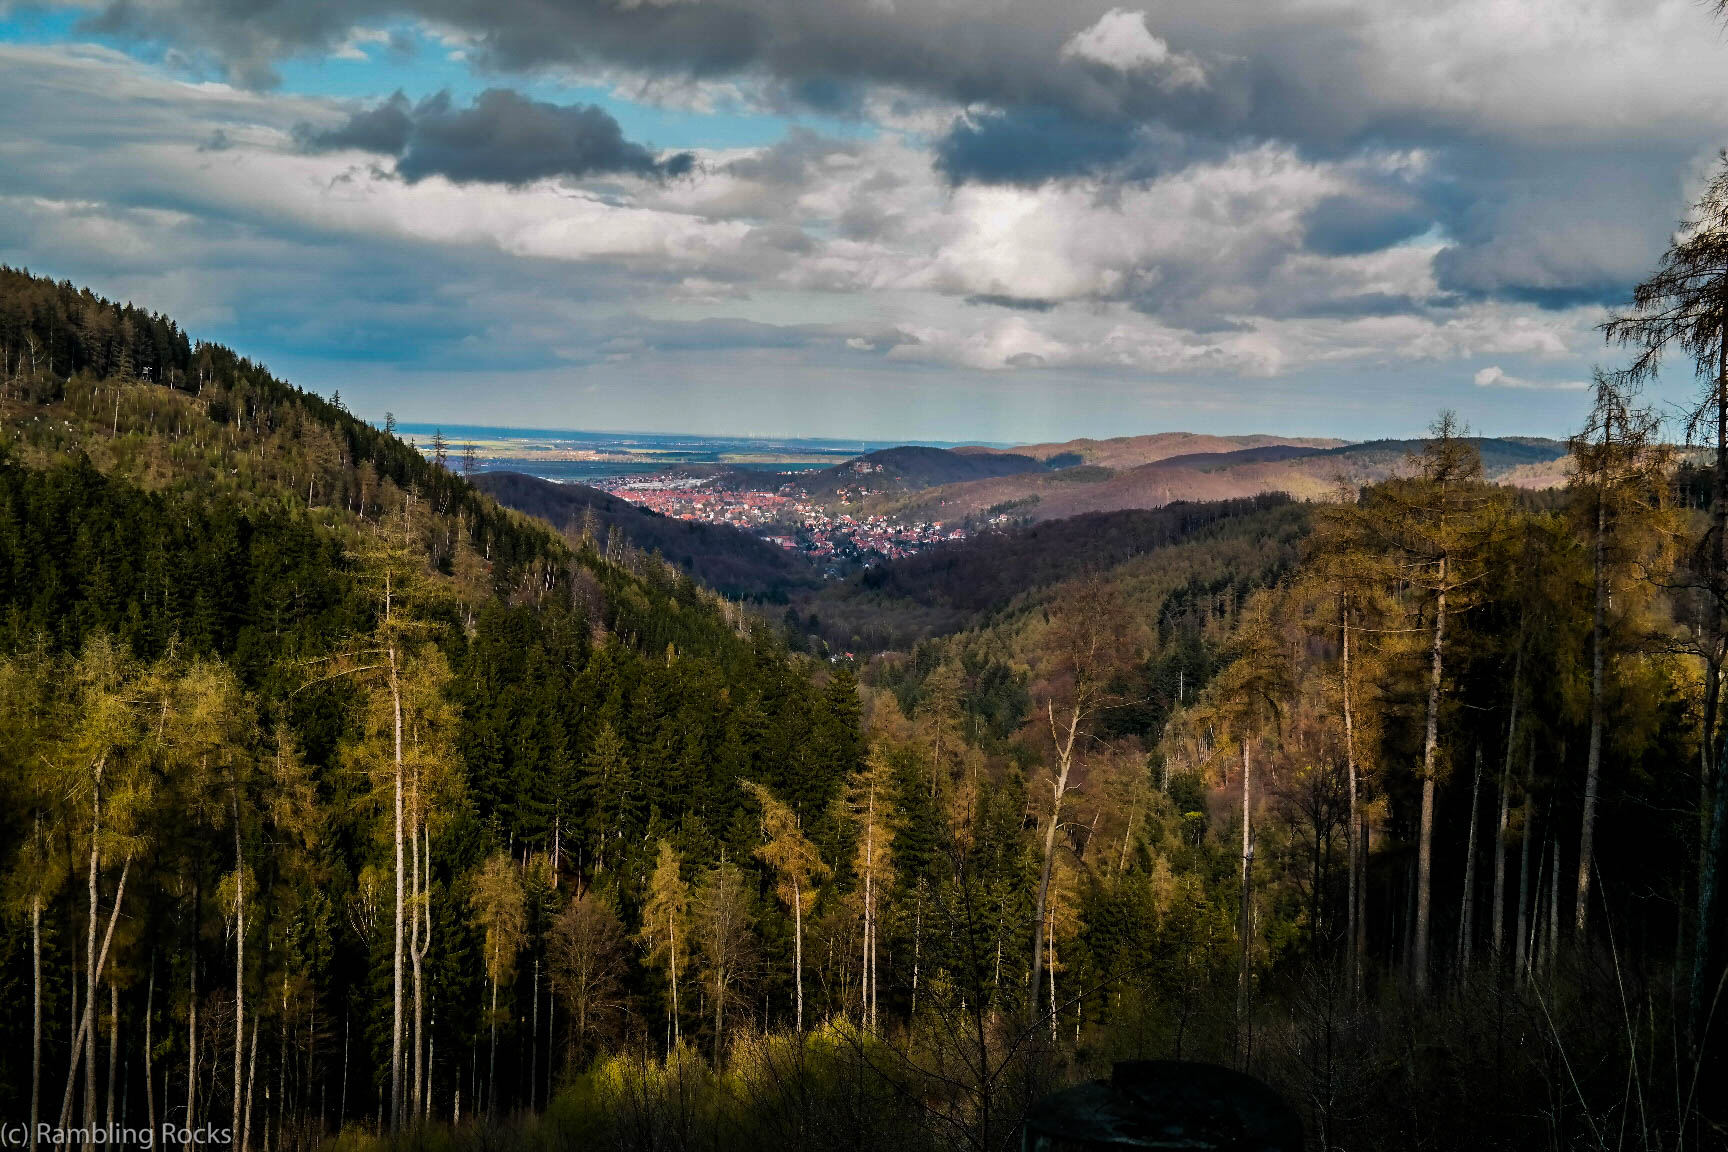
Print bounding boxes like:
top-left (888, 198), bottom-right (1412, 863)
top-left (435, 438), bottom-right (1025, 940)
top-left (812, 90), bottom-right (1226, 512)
top-left (3, 157), bottom-right (1728, 1152)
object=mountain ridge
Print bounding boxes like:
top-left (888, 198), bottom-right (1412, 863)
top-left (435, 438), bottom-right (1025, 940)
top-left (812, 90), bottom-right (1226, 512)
top-left (472, 471), bottom-right (816, 601)
top-left (868, 435), bottom-right (1572, 523)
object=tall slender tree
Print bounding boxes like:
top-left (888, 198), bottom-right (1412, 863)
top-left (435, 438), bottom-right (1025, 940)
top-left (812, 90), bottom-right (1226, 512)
top-left (1567, 371), bottom-right (1671, 939)
top-left (1351, 415), bottom-right (1499, 992)
top-left (548, 892), bottom-right (628, 1055)
top-left (694, 862), bottom-right (756, 1061)
top-left (1602, 157), bottom-right (1728, 1020)
top-left (469, 852), bottom-right (525, 1116)
top-left (639, 842), bottom-right (691, 1048)
top-left (1030, 579), bottom-right (1137, 1021)
top-left (846, 749), bottom-right (897, 1033)
top-left (741, 780), bottom-right (829, 1033)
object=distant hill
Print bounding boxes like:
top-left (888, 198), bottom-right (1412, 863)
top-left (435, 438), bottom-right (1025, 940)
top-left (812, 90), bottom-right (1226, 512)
top-left (962, 432), bottom-right (1347, 470)
top-left (472, 471), bottom-right (816, 601)
top-left (800, 445), bottom-right (1048, 497)
top-left (876, 436), bottom-right (1571, 523)
top-left (852, 494), bottom-right (1297, 614)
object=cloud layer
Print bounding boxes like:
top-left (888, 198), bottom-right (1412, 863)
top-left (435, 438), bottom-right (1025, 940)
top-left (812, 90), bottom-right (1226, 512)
top-left (3, 0), bottom-right (1725, 438)
top-left (298, 89), bottom-right (695, 184)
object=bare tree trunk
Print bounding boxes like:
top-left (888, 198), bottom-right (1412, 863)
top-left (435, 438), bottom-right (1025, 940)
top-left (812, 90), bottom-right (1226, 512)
top-left (410, 822), bottom-right (425, 1124)
top-left (31, 896), bottom-right (40, 1152)
top-left (106, 982), bottom-right (118, 1129)
top-left (1492, 765), bottom-right (1512, 962)
top-left (1514, 754), bottom-right (1535, 986)
top-left (793, 875), bottom-right (804, 1033)
top-left (84, 776), bottom-right (101, 1129)
top-left (1533, 830), bottom-right (1552, 978)
top-left (233, 805), bottom-right (245, 1150)
top-left (144, 960), bottom-right (155, 1143)
top-left (1577, 485), bottom-right (1607, 939)
top-left (529, 959), bottom-right (539, 1112)
top-left (1032, 703), bottom-right (1080, 1021)
top-left (241, 1020), bottom-right (258, 1152)
top-left (62, 857), bottom-right (131, 1135)
top-left (338, 1013), bottom-right (348, 1129)
top-left (911, 887), bottom-right (923, 1018)
top-left (1547, 824), bottom-right (1562, 977)
top-left (1342, 601), bottom-right (1360, 995)
top-left (714, 965), bottom-right (725, 1062)
top-left (1238, 739), bottom-right (1253, 1067)
top-left (389, 647), bottom-right (405, 1135)
top-left (486, 971), bottom-right (498, 1116)
top-left (1357, 815), bottom-right (1370, 983)
top-left (868, 862), bottom-right (878, 1035)
top-left (669, 910), bottom-right (680, 1046)
top-left (1416, 578), bottom-right (1447, 994)
top-left (862, 785), bottom-right (877, 1033)
top-left (1047, 910), bottom-right (1058, 1045)
top-left (186, 911), bottom-right (199, 1152)
top-left (1704, 653), bottom-right (1720, 833)
top-left (1695, 315), bottom-right (1728, 1031)
top-left (1458, 748), bottom-right (1483, 978)
top-left (1493, 651), bottom-right (1521, 962)
top-left (426, 1014), bottom-right (436, 1121)
top-left (70, 935), bottom-right (79, 1124)
top-left (273, 982), bottom-right (285, 1152)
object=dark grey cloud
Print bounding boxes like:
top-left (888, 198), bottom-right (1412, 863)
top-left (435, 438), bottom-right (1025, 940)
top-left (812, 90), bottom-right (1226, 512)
top-left (297, 88), bottom-right (694, 184)
top-left (78, 0), bottom-right (1592, 160)
top-left (300, 91), bottom-right (414, 153)
top-left (1277, 292), bottom-right (1436, 320)
top-left (83, 0), bottom-right (1277, 145)
top-left (85, 0), bottom-right (1097, 108)
top-left (935, 107), bottom-right (1139, 186)
top-left (1301, 192), bottom-right (1429, 256)
top-left (966, 293), bottom-right (1057, 312)
top-left (1423, 144), bottom-right (1685, 310)
top-left (79, 0), bottom-right (1720, 171)
top-left (589, 317), bottom-right (918, 361)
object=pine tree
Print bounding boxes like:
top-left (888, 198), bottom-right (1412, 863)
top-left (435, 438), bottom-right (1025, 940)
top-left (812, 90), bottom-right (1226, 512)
top-left (846, 748), bottom-right (898, 1033)
top-left (469, 852), bottom-right (525, 1116)
top-left (1602, 159), bottom-right (1728, 1021)
top-left (639, 841), bottom-right (691, 1048)
top-left (580, 723), bottom-right (633, 874)
top-left (741, 780), bottom-right (829, 1032)
top-left (1030, 578), bottom-right (1138, 1025)
top-left (1342, 415), bottom-right (1501, 993)
top-left (1567, 373), bottom-right (1672, 938)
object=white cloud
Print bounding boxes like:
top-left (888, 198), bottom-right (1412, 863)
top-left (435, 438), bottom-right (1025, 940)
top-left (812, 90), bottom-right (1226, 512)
top-left (1474, 366), bottom-right (1588, 391)
top-left (1060, 9), bottom-right (1206, 89)
top-left (0, 41), bottom-right (1627, 435)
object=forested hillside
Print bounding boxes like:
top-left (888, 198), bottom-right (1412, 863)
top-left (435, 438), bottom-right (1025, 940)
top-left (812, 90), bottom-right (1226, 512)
top-left (790, 494), bottom-right (1306, 652)
top-left (4, 258), bottom-right (1728, 1152)
top-left (796, 444), bottom-right (1050, 497)
top-left (0, 268), bottom-right (865, 1144)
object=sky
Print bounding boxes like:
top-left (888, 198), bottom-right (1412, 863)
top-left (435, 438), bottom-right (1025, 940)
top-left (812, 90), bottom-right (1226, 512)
top-left (2, 0), bottom-right (1726, 443)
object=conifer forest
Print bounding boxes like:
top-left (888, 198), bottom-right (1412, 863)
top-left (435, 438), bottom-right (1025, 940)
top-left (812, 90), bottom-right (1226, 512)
top-left (5, 165), bottom-right (1728, 1152)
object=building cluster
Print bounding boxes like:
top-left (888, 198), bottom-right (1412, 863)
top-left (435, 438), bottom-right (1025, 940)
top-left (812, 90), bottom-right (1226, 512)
top-left (596, 476), bottom-right (966, 569)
